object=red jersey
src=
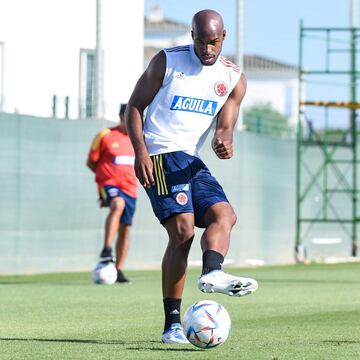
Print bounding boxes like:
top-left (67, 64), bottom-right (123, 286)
top-left (88, 127), bottom-right (138, 198)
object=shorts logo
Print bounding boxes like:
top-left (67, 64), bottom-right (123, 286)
top-left (214, 82), bottom-right (228, 96)
top-left (171, 184), bottom-right (190, 193)
top-left (109, 188), bottom-right (118, 197)
top-left (170, 96), bottom-right (217, 116)
top-left (176, 192), bottom-right (188, 206)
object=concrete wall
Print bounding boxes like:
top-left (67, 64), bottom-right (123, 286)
top-left (0, 112), bottom-right (353, 275)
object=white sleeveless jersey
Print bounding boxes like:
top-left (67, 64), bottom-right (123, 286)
top-left (143, 45), bottom-right (242, 157)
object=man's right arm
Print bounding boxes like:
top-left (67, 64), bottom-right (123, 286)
top-left (125, 50), bottom-right (166, 188)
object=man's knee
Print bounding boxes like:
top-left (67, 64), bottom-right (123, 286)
top-left (175, 223), bottom-right (195, 244)
top-left (204, 202), bottom-right (237, 228)
top-left (217, 207), bottom-right (237, 229)
top-left (228, 210), bottom-right (237, 227)
top-left (165, 214), bottom-right (195, 245)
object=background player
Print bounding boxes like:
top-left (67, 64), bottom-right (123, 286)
top-left (87, 103), bottom-right (138, 283)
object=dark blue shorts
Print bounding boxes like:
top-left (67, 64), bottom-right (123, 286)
top-left (146, 151), bottom-right (228, 228)
top-left (100, 185), bottom-right (137, 225)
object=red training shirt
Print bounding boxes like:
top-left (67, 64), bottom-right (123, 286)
top-left (88, 127), bottom-right (138, 198)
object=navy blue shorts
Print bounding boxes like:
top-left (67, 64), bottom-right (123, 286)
top-left (146, 151), bottom-right (228, 228)
top-left (100, 185), bottom-right (137, 225)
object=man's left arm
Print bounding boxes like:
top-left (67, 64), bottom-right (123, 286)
top-left (212, 73), bottom-right (247, 159)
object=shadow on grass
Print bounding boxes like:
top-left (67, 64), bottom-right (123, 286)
top-left (323, 340), bottom-right (360, 345)
top-left (130, 347), bottom-right (199, 352)
top-left (258, 278), bottom-right (360, 285)
top-left (0, 281), bottom-right (92, 286)
top-left (0, 337), bottom-right (157, 345)
top-left (0, 337), bottom-right (200, 352)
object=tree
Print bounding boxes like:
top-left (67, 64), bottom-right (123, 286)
top-left (243, 103), bottom-right (293, 138)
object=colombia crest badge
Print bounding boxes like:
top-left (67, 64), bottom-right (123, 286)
top-left (214, 81), bottom-right (228, 97)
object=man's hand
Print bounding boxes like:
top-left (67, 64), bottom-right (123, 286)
top-left (134, 149), bottom-right (155, 188)
top-left (212, 137), bottom-right (233, 159)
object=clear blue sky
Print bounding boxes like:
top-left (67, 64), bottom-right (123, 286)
top-left (144, 0), bottom-right (359, 66)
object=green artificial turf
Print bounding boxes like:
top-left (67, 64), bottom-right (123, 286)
top-left (0, 263), bottom-right (359, 359)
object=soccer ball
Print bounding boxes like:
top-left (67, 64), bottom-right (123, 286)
top-left (182, 300), bottom-right (231, 349)
top-left (92, 262), bottom-right (117, 285)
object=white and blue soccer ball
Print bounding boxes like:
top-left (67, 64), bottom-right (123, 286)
top-left (182, 300), bottom-right (231, 349)
top-left (92, 262), bottom-right (117, 285)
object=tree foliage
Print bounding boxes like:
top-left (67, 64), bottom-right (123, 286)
top-left (243, 103), bottom-right (293, 138)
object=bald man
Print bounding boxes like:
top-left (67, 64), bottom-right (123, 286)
top-left (126, 9), bottom-right (258, 343)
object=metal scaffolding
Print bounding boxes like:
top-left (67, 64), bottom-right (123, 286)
top-left (295, 22), bottom-right (360, 261)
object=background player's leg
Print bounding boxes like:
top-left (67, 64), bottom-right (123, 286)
top-left (100, 197), bottom-right (125, 260)
top-left (115, 223), bottom-right (131, 282)
top-left (115, 223), bottom-right (131, 268)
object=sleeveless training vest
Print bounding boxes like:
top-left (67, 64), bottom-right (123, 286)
top-left (144, 44), bottom-right (242, 157)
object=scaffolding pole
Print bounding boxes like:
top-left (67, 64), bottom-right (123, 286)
top-left (295, 24), bottom-right (360, 261)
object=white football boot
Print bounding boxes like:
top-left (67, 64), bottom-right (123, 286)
top-left (161, 323), bottom-right (190, 344)
top-left (198, 270), bottom-right (258, 297)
